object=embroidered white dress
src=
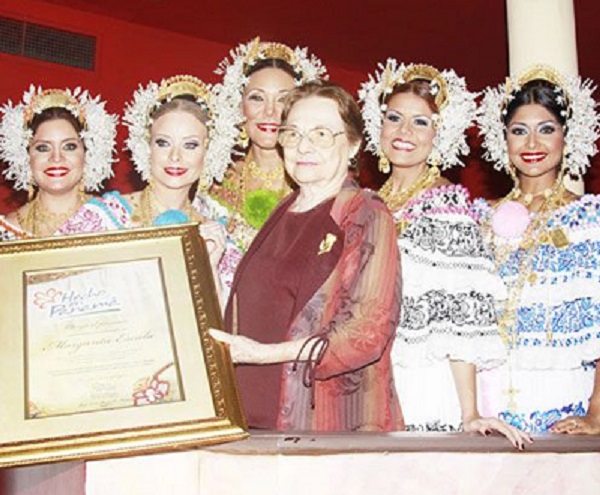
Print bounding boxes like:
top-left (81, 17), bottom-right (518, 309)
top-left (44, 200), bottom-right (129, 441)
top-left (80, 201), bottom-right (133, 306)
top-left (476, 195), bottom-right (600, 433)
top-left (391, 184), bottom-right (506, 431)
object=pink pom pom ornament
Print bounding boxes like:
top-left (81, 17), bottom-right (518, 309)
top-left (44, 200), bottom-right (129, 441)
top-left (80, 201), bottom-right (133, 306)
top-left (491, 201), bottom-right (530, 239)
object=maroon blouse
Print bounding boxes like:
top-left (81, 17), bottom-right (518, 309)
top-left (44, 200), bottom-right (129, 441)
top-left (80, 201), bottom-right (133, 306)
top-left (231, 199), bottom-right (335, 429)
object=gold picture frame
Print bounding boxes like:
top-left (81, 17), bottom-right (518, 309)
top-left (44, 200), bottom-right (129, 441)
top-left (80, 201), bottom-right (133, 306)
top-left (0, 224), bottom-right (247, 468)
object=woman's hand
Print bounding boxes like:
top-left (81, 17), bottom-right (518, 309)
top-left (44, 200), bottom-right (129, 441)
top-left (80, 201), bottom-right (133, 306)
top-left (210, 329), bottom-right (309, 365)
top-left (550, 414), bottom-right (600, 435)
top-left (463, 416), bottom-right (533, 450)
top-left (199, 221), bottom-right (226, 269)
top-left (209, 329), bottom-right (270, 364)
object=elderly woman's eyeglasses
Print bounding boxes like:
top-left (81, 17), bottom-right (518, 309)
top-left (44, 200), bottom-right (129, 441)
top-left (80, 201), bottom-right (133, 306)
top-left (278, 126), bottom-right (345, 149)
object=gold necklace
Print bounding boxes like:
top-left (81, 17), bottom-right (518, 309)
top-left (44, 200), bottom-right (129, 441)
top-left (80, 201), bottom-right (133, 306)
top-left (245, 159), bottom-right (284, 190)
top-left (134, 185), bottom-right (199, 227)
top-left (513, 186), bottom-right (554, 206)
top-left (379, 166), bottom-right (441, 214)
top-left (491, 179), bottom-right (569, 348)
top-left (237, 152), bottom-right (290, 211)
top-left (18, 191), bottom-right (86, 237)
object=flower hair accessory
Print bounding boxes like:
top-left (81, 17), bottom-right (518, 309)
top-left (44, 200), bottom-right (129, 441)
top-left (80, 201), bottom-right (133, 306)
top-left (0, 85), bottom-right (117, 191)
top-left (123, 75), bottom-right (238, 185)
top-left (214, 37), bottom-right (328, 165)
top-left (358, 59), bottom-right (477, 170)
top-left (477, 64), bottom-right (600, 177)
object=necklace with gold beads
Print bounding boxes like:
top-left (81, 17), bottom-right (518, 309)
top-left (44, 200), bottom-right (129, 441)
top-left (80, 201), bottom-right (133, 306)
top-left (378, 166), bottom-right (440, 232)
top-left (133, 184), bottom-right (201, 227)
top-left (17, 190), bottom-right (87, 237)
top-left (491, 178), bottom-right (570, 349)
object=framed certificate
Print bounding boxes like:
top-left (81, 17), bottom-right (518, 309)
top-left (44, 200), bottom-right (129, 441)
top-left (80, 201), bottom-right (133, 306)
top-left (0, 224), bottom-right (247, 467)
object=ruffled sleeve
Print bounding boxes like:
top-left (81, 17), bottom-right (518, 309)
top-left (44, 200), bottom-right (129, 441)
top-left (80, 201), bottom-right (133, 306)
top-left (504, 194), bottom-right (600, 369)
top-left (58, 191), bottom-right (132, 235)
top-left (392, 185), bottom-right (507, 368)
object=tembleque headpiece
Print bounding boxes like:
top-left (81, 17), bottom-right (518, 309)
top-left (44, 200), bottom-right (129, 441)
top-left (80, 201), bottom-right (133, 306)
top-left (0, 86), bottom-right (117, 191)
top-left (358, 59), bottom-right (477, 170)
top-left (477, 64), bottom-right (599, 178)
top-left (214, 37), bottom-right (328, 161)
top-left (123, 75), bottom-right (238, 186)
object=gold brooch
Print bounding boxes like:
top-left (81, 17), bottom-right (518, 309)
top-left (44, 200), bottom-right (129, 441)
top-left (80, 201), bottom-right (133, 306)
top-left (318, 233), bottom-right (337, 255)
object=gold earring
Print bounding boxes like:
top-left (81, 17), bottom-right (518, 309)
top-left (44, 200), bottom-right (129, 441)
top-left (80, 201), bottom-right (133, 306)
top-left (507, 161), bottom-right (518, 184)
top-left (426, 147), bottom-right (442, 167)
top-left (198, 174), bottom-right (210, 193)
top-left (27, 182), bottom-right (36, 202)
top-left (378, 155), bottom-right (390, 174)
top-left (238, 127), bottom-right (249, 148)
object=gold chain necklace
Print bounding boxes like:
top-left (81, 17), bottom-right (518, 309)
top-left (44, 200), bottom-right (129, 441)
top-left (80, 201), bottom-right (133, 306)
top-left (491, 180), bottom-right (569, 348)
top-left (379, 166), bottom-right (441, 214)
top-left (134, 185), bottom-right (199, 227)
top-left (245, 159), bottom-right (284, 190)
top-left (237, 151), bottom-right (289, 211)
top-left (513, 186), bottom-right (554, 206)
top-left (17, 191), bottom-right (86, 237)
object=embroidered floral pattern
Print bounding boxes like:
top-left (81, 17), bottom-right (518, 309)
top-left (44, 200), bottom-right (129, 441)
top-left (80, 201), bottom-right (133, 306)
top-left (399, 290), bottom-right (497, 343)
top-left (499, 401), bottom-right (586, 434)
top-left (403, 217), bottom-right (488, 259)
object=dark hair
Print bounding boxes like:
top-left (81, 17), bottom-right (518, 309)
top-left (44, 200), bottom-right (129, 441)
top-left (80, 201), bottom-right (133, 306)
top-left (245, 58), bottom-right (299, 80)
top-left (384, 80), bottom-right (438, 113)
top-left (150, 95), bottom-right (210, 126)
top-left (29, 107), bottom-right (83, 135)
top-left (280, 80), bottom-right (364, 145)
top-left (504, 79), bottom-right (567, 127)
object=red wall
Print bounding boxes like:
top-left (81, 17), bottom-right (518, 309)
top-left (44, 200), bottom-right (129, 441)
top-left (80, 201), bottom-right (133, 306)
top-left (0, 0), bottom-right (366, 213)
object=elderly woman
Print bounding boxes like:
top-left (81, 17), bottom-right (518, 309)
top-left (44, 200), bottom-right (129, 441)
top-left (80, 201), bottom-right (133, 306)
top-left (211, 81), bottom-right (403, 432)
top-left (476, 66), bottom-right (600, 434)
top-left (0, 86), bottom-right (117, 239)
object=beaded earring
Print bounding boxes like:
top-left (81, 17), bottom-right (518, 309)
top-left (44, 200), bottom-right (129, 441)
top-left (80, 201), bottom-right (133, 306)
top-left (378, 154), bottom-right (390, 174)
top-left (238, 126), bottom-right (249, 148)
top-left (426, 146), bottom-right (442, 167)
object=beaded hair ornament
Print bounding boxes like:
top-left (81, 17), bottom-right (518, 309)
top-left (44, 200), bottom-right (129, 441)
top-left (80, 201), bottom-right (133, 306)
top-left (358, 59), bottom-right (477, 170)
top-left (477, 64), bottom-right (600, 177)
top-left (0, 86), bottom-right (117, 191)
top-left (123, 75), bottom-right (238, 185)
top-left (214, 37), bottom-right (328, 157)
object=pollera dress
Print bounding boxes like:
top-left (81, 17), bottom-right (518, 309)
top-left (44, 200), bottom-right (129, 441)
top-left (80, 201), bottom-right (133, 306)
top-left (475, 195), bottom-right (600, 433)
top-left (390, 184), bottom-right (506, 431)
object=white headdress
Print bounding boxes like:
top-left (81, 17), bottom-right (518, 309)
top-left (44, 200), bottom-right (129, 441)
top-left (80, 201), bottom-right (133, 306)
top-left (477, 65), bottom-right (600, 177)
top-left (214, 38), bottom-right (328, 162)
top-left (0, 86), bottom-right (117, 191)
top-left (123, 75), bottom-right (238, 185)
top-left (358, 59), bottom-right (477, 170)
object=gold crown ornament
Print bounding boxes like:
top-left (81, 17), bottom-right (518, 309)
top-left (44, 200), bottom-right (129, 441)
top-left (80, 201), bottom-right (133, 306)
top-left (23, 89), bottom-right (85, 127)
top-left (157, 75), bottom-right (212, 111)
